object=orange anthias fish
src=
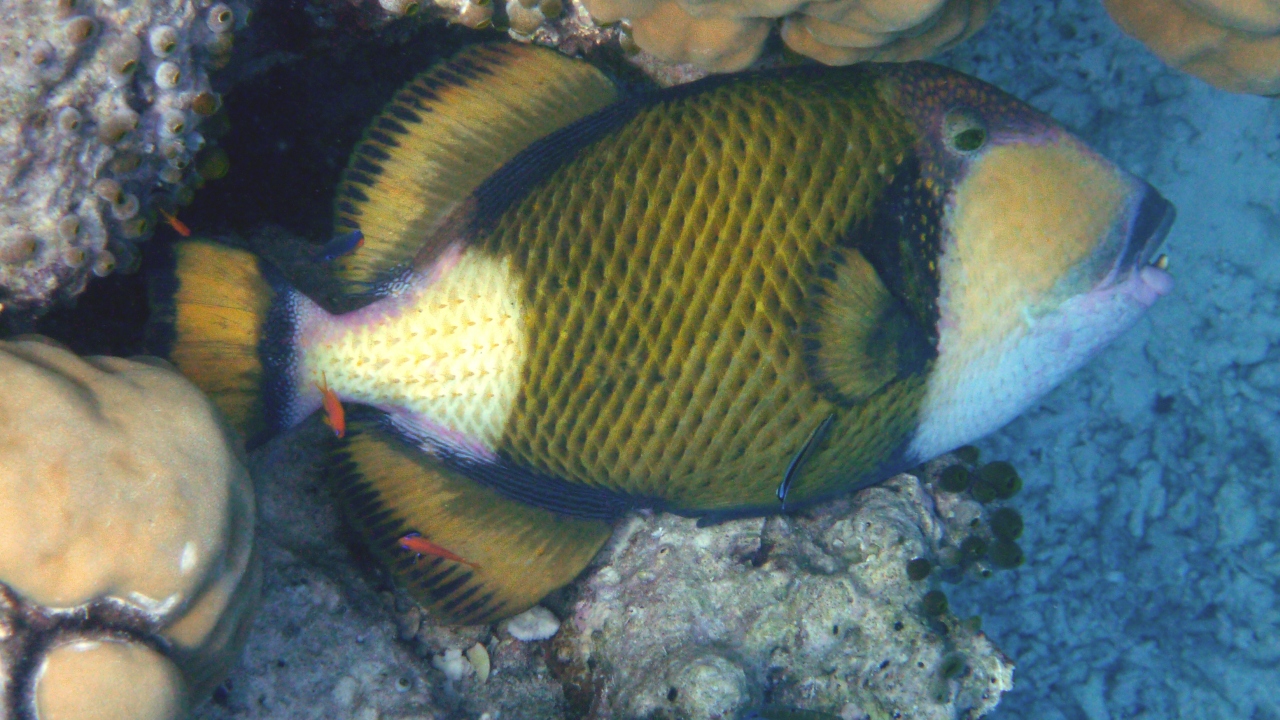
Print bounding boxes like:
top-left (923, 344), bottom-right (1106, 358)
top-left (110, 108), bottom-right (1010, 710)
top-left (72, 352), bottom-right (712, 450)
top-left (159, 209), bottom-right (191, 237)
top-left (398, 532), bottom-right (479, 569)
top-left (315, 372), bottom-right (345, 438)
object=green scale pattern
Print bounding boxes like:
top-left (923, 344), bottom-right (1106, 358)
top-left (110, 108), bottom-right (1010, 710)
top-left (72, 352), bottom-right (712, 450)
top-left (481, 70), bottom-right (928, 511)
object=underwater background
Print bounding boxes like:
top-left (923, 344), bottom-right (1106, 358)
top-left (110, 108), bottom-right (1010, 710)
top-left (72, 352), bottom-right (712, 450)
top-left (941, 2), bottom-right (1280, 719)
top-left (2, 0), bottom-right (1277, 716)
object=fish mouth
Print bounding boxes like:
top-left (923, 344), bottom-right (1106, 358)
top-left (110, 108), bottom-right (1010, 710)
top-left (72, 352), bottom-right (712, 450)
top-left (1117, 184), bottom-right (1175, 274)
top-left (1109, 183), bottom-right (1175, 303)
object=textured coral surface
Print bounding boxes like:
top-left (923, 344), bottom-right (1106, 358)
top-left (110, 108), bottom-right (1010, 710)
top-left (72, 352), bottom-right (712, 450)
top-left (1104, 0), bottom-right (1280, 94)
top-left (577, 0), bottom-right (995, 71)
top-left (555, 474), bottom-right (1012, 719)
top-left (192, 423), bottom-right (1013, 720)
top-left (0, 0), bottom-right (240, 313)
top-left (0, 338), bottom-right (259, 719)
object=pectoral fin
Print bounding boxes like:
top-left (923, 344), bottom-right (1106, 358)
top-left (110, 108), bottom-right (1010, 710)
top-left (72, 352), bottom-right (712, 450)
top-left (805, 246), bottom-right (935, 405)
top-left (326, 413), bottom-right (614, 624)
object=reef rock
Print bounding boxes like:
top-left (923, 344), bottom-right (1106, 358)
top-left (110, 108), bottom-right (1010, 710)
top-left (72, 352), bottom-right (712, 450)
top-left (552, 473), bottom-right (1013, 719)
top-left (191, 417), bottom-right (1014, 720)
top-left (0, 337), bottom-right (259, 720)
top-left (0, 0), bottom-right (243, 314)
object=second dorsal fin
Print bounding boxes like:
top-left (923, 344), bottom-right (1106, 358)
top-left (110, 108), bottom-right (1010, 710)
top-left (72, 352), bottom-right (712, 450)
top-left (331, 43), bottom-right (620, 299)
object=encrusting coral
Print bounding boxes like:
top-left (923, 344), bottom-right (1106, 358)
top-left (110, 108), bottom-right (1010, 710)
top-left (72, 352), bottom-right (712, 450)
top-left (1103, 0), bottom-right (1280, 94)
top-left (552, 472), bottom-right (1014, 719)
top-left (0, 0), bottom-right (244, 314)
top-left (0, 337), bottom-right (259, 720)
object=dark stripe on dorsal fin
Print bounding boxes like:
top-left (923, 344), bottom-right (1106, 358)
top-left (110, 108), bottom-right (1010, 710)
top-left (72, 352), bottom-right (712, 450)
top-left (324, 409), bottom-right (616, 624)
top-left (365, 129), bottom-right (399, 147)
top-left (375, 116), bottom-right (410, 134)
top-left (357, 144), bottom-right (391, 162)
top-left (341, 185), bottom-right (370, 203)
top-left (328, 43), bottom-right (620, 309)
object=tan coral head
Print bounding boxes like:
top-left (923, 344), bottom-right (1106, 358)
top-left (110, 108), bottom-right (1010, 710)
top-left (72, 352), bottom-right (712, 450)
top-left (0, 337), bottom-right (260, 720)
top-left (581, 0), bottom-right (997, 72)
top-left (1104, 0), bottom-right (1280, 94)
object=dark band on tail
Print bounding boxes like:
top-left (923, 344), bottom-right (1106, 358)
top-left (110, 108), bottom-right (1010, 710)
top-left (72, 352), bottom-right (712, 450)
top-left (145, 240), bottom-right (299, 446)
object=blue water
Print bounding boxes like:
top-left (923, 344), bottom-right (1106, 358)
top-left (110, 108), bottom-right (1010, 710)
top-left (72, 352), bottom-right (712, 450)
top-left (939, 1), bottom-right (1280, 718)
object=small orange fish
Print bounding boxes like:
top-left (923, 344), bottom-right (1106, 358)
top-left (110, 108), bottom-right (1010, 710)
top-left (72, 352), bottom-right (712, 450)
top-left (398, 532), bottom-right (479, 569)
top-left (315, 372), bottom-right (345, 438)
top-left (159, 209), bottom-right (191, 237)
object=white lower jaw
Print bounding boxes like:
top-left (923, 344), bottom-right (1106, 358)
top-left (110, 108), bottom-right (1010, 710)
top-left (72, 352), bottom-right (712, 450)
top-left (906, 269), bottom-right (1171, 464)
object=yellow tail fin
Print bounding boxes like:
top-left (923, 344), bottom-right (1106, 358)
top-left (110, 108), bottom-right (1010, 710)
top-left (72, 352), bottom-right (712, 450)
top-left (147, 240), bottom-right (291, 444)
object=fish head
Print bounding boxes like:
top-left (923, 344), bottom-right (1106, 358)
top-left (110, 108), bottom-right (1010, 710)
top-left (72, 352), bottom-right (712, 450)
top-left (876, 64), bottom-right (1176, 460)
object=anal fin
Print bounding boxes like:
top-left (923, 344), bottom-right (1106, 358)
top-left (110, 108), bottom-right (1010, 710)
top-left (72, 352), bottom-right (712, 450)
top-left (326, 414), bottom-right (614, 624)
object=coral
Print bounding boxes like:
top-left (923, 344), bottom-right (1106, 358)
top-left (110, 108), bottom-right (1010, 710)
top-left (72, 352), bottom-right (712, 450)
top-left (0, 0), bottom-right (246, 314)
top-left (505, 0), bottom-right (998, 72)
top-left (780, 0), bottom-right (998, 66)
top-left (1103, 0), bottom-right (1280, 94)
top-left (551, 473), bottom-right (1014, 720)
top-left (504, 606), bottom-right (562, 641)
top-left (918, 455), bottom-right (1025, 583)
top-left (0, 337), bottom-right (259, 719)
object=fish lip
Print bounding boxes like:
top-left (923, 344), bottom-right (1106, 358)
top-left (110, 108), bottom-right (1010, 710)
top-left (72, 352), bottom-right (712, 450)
top-left (1115, 184), bottom-right (1176, 276)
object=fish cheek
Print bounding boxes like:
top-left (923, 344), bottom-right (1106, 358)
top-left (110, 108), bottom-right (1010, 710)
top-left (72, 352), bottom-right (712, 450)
top-left (942, 139), bottom-right (1131, 343)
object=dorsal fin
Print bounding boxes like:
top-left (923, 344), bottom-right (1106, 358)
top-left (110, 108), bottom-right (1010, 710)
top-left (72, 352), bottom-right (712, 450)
top-left (331, 43), bottom-right (620, 299)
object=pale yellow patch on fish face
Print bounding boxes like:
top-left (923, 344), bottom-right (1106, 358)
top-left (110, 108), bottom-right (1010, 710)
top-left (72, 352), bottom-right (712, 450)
top-left (910, 137), bottom-right (1146, 461)
top-left (304, 250), bottom-right (526, 450)
top-left (943, 139), bottom-right (1130, 345)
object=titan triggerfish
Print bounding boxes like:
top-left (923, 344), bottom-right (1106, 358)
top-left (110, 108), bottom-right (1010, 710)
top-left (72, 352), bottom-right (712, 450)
top-left (148, 43), bottom-right (1174, 623)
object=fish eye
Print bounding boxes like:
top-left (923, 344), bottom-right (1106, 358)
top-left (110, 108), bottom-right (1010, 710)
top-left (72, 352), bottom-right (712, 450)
top-left (943, 108), bottom-right (987, 153)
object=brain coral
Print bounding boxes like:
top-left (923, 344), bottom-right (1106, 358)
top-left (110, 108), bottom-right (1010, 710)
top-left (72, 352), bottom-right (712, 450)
top-left (0, 0), bottom-right (245, 315)
top-left (0, 337), bottom-right (259, 720)
top-left (579, 0), bottom-right (996, 71)
top-left (1103, 0), bottom-right (1280, 94)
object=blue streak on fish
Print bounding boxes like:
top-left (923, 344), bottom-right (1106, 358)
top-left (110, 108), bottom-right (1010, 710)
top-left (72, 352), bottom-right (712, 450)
top-left (778, 412), bottom-right (837, 509)
top-left (320, 230), bottom-right (364, 262)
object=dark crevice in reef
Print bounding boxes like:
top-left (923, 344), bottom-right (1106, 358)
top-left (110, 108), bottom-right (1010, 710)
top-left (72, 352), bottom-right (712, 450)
top-left (1, 584), bottom-right (172, 720)
top-left (188, 21), bottom-right (481, 243)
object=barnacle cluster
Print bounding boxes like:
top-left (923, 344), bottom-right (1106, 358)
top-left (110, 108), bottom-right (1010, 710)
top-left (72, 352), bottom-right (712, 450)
top-left (0, 0), bottom-right (244, 314)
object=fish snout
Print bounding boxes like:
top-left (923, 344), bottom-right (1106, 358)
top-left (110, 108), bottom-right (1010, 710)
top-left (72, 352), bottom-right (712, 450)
top-left (1120, 183), bottom-right (1175, 272)
top-left (1111, 182), bottom-right (1175, 303)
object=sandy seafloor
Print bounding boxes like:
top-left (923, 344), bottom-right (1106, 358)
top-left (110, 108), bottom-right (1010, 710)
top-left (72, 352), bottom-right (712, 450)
top-left (937, 1), bottom-right (1280, 719)
top-left (181, 0), bottom-right (1280, 718)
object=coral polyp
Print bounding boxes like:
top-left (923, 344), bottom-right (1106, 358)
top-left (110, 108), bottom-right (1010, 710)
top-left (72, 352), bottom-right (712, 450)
top-left (0, 0), bottom-right (247, 314)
